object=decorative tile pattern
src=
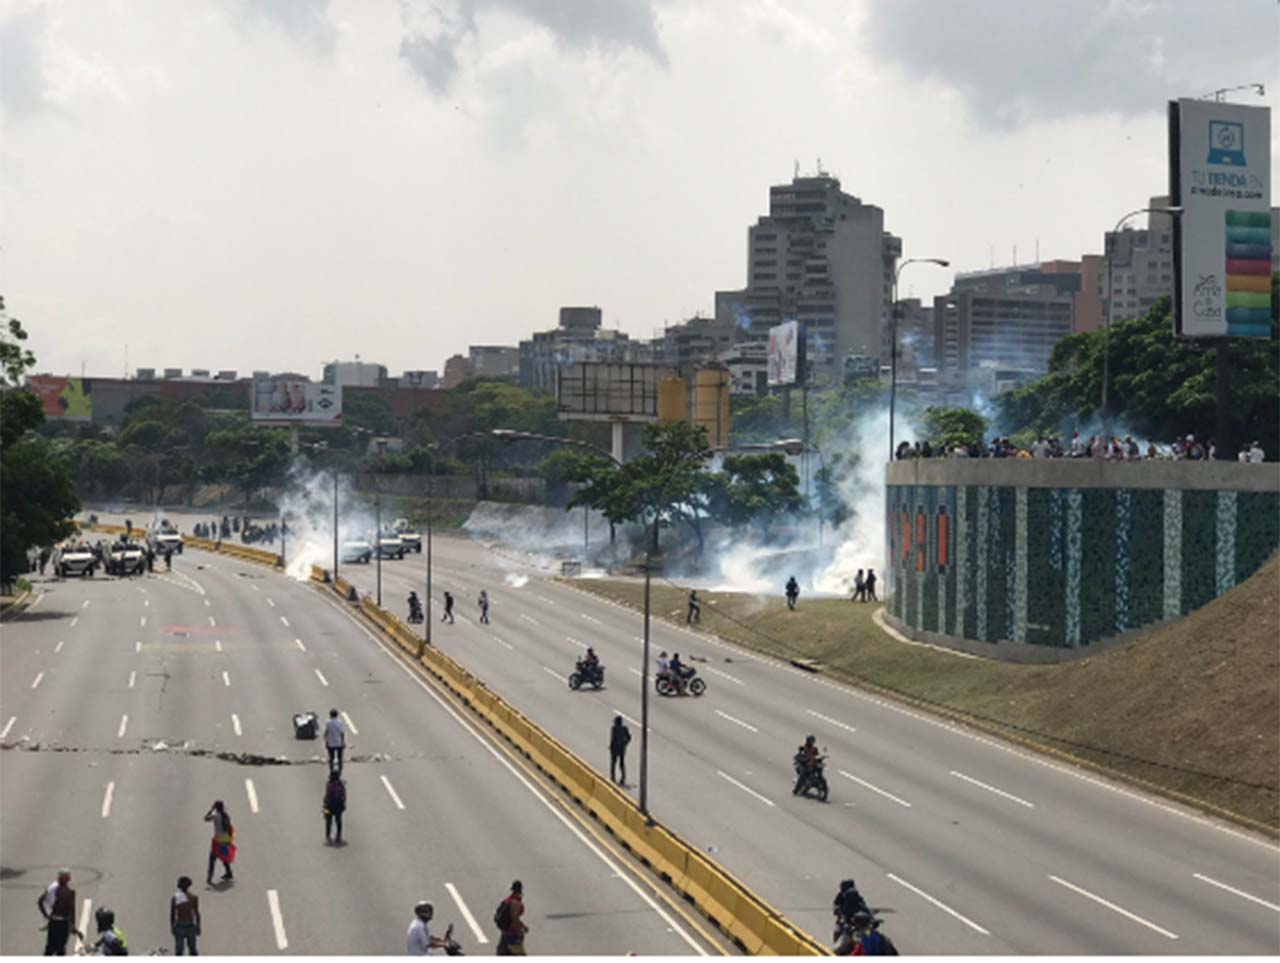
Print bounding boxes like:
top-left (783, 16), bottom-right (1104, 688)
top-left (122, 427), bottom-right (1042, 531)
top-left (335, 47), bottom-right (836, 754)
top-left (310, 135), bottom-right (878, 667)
top-left (1114, 489), bottom-right (1131, 633)
top-left (975, 487), bottom-right (990, 641)
top-left (1065, 490), bottom-right (1082, 647)
top-left (1163, 490), bottom-right (1182, 620)
top-left (954, 487), bottom-right (968, 636)
top-left (1014, 488), bottom-right (1028, 642)
top-left (1216, 491), bottom-right (1237, 596)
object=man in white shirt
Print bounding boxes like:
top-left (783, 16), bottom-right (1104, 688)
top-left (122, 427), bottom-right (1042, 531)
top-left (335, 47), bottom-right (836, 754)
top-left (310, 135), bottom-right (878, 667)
top-left (1248, 441), bottom-right (1265, 464)
top-left (407, 902), bottom-right (447, 956)
top-left (324, 709), bottom-right (346, 772)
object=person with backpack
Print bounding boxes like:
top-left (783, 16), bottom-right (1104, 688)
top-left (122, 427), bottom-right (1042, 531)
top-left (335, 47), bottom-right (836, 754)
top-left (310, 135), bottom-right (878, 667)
top-left (204, 800), bottom-right (235, 884)
top-left (90, 907), bottom-right (128, 956)
top-left (323, 770), bottom-right (347, 844)
top-left (609, 715), bottom-right (631, 786)
top-left (494, 880), bottom-right (527, 955)
top-left (170, 876), bottom-right (201, 956)
top-left (850, 911), bottom-right (897, 956)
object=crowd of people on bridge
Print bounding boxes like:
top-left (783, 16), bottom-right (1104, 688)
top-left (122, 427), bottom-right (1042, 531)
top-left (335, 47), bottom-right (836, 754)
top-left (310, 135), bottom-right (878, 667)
top-left (895, 433), bottom-right (1267, 463)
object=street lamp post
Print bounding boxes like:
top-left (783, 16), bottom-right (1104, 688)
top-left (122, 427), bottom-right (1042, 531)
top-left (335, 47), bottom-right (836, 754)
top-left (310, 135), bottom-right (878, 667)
top-left (889, 258), bottom-right (950, 462)
top-left (1102, 206), bottom-right (1184, 443)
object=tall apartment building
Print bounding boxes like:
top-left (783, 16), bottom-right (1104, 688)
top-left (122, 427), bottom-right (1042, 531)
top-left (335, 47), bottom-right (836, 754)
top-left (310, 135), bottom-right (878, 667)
top-left (654, 315), bottom-right (739, 373)
top-left (715, 172), bottom-right (900, 381)
top-left (440, 354), bottom-right (475, 389)
top-left (518, 306), bottom-right (642, 393)
top-left (468, 345), bottom-right (520, 380)
top-left (322, 360), bottom-right (387, 387)
top-left (1102, 197), bottom-right (1175, 327)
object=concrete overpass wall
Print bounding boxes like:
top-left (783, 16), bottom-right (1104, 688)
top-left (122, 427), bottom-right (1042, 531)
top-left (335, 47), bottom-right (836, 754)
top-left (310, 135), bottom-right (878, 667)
top-left (883, 459), bottom-right (1280, 662)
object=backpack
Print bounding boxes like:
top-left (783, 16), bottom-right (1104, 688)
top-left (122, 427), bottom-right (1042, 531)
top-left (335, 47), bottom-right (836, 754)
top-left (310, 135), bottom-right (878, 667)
top-left (326, 782), bottom-right (346, 813)
top-left (494, 898), bottom-right (512, 931)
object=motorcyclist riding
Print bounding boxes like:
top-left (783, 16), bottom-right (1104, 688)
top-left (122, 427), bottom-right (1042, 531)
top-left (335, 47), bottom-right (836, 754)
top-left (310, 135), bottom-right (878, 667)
top-left (408, 591), bottom-right (423, 624)
top-left (794, 735), bottom-right (819, 795)
top-left (580, 647), bottom-right (602, 683)
top-left (669, 652), bottom-right (689, 694)
top-left (832, 878), bottom-right (871, 940)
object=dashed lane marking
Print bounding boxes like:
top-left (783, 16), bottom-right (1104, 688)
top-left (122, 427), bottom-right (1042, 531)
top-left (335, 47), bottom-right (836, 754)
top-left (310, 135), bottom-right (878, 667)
top-left (267, 598), bottom-right (275, 608)
top-left (580, 613), bottom-right (603, 625)
top-left (611, 707), bottom-right (641, 727)
top-left (215, 640), bottom-right (223, 653)
top-left (145, 600), bottom-right (150, 607)
top-left (445, 883), bottom-right (490, 945)
top-left (808, 709), bottom-right (856, 734)
top-left (134, 641), bottom-right (142, 653)
top-left (565, 636), bottom-right (587, 649)
top-left (627, 666), bottom-right (642, 677)
top-left (0, 716), bottom-right (15, 739)
top-left (206, 615), bottom-right (216, 627)
top-left (267, 890), bottom-right (288, 950)
top-left (117, 714), bottom-right (128, 739)
top-left (519, 613), bottom-right (540, 625)
top-left (704, 666), bottom-right (744, 685)
top-left (542, 666), bottom-right (567, 684)
top-left (30, 671), bottom-right (44, 690)
top-left (951, 770), bottom-right (1035, 809)
top-left (889, 873), bottom-right (989, 935)
top-left (54, 641), bottom-right (64, 654)
top-left (342, 711), bottom-right (358, 735)
top-left (69, 616), bottom-right (79, 628)
top-left (380, 774), bottom-right (406, 810)
top-left (280, 616), bottom-right (290, 628)
top-left (714, 709), bottom-right (759, 733)
top-left (203, 599), bottom-right (210, 607)
top-left (1192, 873), bottom-right (1280, 913)
top-left (245, 778), bottom-right (259, 813)
top-left (251, 584), bottom-right (260, 592)
top-left (716, 770), bottom-right (775, 807)
top-left (839, 770), bottom-right (911, 808)
top-left (294, 638), bottom-right (306, 652)
top-left (1049, 875), bottom-right (1177, 940)
top-left (222, 671), bottom-right (231, 687)
top-left (101, 781), bottom-right (115, 818)
top-left (75, 899), bottom-right (92, 954)
top-left (82, 599), bottom-right (90, 609)
top-left (232, 713), bottom-right (242, 737)
top-left (315, 668), bottom-right (329, 687)
top-left (490, 635), bottom-right (514, 650)
top-left (128, 671), bottom-right (136, 689)
top-left (140, 616), bottom-right (146, 628)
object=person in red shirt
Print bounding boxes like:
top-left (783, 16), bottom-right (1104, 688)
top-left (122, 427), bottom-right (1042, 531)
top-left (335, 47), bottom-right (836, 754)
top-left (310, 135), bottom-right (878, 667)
top-left (496, 880), bottom-right (527, 955)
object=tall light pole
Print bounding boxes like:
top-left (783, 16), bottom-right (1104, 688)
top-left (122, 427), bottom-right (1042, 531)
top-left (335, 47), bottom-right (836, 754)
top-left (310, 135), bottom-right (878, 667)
top-left (1102, 206), bottom-right (1184, 443)
top-left (889, 258), bottom-right (949, 462)
top-left (490, 428), bottom-right (659, 817)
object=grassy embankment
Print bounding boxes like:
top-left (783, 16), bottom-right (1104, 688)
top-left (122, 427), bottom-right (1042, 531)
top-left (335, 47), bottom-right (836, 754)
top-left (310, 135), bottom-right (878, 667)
top-left (570, 558), bottom-right (1280, 832)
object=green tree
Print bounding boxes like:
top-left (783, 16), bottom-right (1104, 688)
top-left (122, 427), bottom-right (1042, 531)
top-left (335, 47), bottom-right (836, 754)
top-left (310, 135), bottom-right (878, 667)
top-left (705, 452), bottom-right (803, 531)
top-left (344, 392), bottom-right (397, 436)
top-left (0, 297), bottom-right (36, 385)
top-left (921, 406), bottom-right (987, 450)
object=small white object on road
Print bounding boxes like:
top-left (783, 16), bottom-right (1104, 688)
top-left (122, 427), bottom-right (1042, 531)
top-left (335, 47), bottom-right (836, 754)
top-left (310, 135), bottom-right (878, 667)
top-left (30, 671), bottom-right (44, 690)
top-left (315, 668), bottom-right (329, 687)
top-left (1049, 875), bottom-right (1178, 939)
top-left (267, 889), bottom-right (288, 950)
top-left (145, 600), bottom-right (150, 607)
top-left (0, 716), bottom-right (15, 739)
top-left (716, 770), bottom-right (775, 807)
top-left (101, 781), bottom-right (115, 818)
top-left (1192, 873), bottom-right (1280, 913)
top-left (380, 774), bottom-right (406, 810)
top-left (445, 882), bottom-right (490, 945)
top-left (245, 777), bottom-right (259, 813)
top-left (231, 713), bottom-right (242, 736)
top-left (117, 714), bottom-right (128, 739)
top-left (950, 770), bottom-right (1035, 808)
top-left (294, 638), bottom-right (306, 652)
top-left (128, 671), bottom-right (136, 689)
top-left (714, 709), bottom-right (758, 733)
top-left (222, 670), bottom-right (230, 687)
top-left (280, 616), bottom-right (290, 627)
top-left (519, 613), bottom-right (539, 625)
top-left (839, 770), bottom-right (911, 808)
top-left (888, 872), bottom-right (989, 935)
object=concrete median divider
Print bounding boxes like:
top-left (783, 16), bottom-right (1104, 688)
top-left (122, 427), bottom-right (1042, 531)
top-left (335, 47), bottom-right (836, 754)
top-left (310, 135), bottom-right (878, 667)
top-left (85, 524), bottom-right (281, 568)
top-left (341, 584), bottom-right (828, 956)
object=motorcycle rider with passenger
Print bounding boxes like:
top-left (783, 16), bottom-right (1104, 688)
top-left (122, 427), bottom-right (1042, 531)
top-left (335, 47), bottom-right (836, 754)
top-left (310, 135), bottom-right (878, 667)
top-left (794, 735), bottom-right (819, 794)
top-left (668, 652), bottom-right (691, 694)
top-left (407, 591), bottom-right (423, 624)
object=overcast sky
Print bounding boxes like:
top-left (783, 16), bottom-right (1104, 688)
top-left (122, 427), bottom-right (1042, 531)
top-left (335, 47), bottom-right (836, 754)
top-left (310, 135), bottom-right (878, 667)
top-left (4, 0), bottom-right (1277, 379)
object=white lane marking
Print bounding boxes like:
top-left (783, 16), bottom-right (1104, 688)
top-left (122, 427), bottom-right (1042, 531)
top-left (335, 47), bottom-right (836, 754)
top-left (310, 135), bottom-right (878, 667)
top-left (1049, 875), bottom-right (1178, 939)
top-left (542, 666), bottom-right (567, 684)
top-left (139, 616), bottom-right (146, 628)
top-left (82, 599), bottom-right (90, 608)
top-left (280, 616), bottom-right (290, 627)
top-left (714, 709), bottom-right (758, 733)
top-left (315, 668), bottom-right (329, 687)
top-left (565, 636), bottom-right (587, 649)
top-left (951, 770), bottom-right (1035, 808)
top-left (342, 711), bottom-right (358, 735)
top-left (245, 778), bottom-right (259, 813)
top-left (203, 599), bottom-right (210, 607)
top-left (445, 882), bottom-right (490, 944)
top-left (117, 714), bottom-right (128, 739)
top-left (519, 613), bottom-right (539, 625)
top-left (490, 635), bottom-right (514, 650)
top-left (704, 666), bottom-right (744, 685)
top-left (839, 770), bottom-right (911, 808)
top-left (145, 599), bottom-right (151, 607)
top-left (215, 640), bottom-right (223, 653)
top-left (222, 670), bottom-right (230, 687)
top-left (30, 671), bottom-right (44, 690)
top-left (267, 598), bottom-right (275, 608)
top-left (808, 709), bottom-right (856, 734)
top-left (380, 774), bottom-right (406, 810)
top-left (294, 638), bottom-right (306, 652)
top-left (627, 666), bottom-right (641, 677)
top-left (134, 641), bottom-right (142, 653)
top-left (267, 889), bottom-right (288, 950)
top-left (534, 594), bottom-right (556, 605)
top-left (232, 713), bottom-right (242, 736)
top-left (101, 781), bottom-right (115, 818)
top-left (0, 716), bottom-right (15, 739)
top-left (251, 584), bottom-right (260, 592)
top-left (69, 616), bottom-right (79, 628)
top-left (76, 899), bottom-right (93, 954)
top-left (1193, 873), bottom-right (1280, 913)
top-left (889, 873), bottom-right (989, 935)
top-left (54, 641), bottom-right (64, 654)
top-left (580, 613), bottom-right (602, 625)
top-left (318, 589), bottom-right (709, 955)
top-left (716, 770), bottom-right (775, 807)
top-left (128, 671), bottom-right (136, 689)
top-left (610, 707), bottom-right (641, 727)
top-left (207, 616), bottom-right (216, 627)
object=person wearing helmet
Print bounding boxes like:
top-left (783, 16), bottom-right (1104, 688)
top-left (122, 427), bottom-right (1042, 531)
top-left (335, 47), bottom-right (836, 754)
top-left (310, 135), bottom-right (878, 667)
top-left (407, 901), bottom-right (448, 956)
top-left (92, 907), bottom-right (128, 956)
top-left (793, 735), bottom-right (819, 795)
top-left (583, 647), bottom-right (599, 670)
top-left (833, 878), bottom-right (870, 928)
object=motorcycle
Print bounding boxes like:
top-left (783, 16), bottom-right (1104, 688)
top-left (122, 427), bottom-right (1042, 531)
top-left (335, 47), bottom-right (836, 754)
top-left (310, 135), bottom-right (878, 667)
top-left (442, 923), bottom-right (465, 956)
top-left (793, 752), bottom-right (829, 802)
top-left (407, 599), bottom-right (424, 624)
top-left (656, 669), bottom-right (706, 697)
top-left (568, 659), bottom-right (604, 690)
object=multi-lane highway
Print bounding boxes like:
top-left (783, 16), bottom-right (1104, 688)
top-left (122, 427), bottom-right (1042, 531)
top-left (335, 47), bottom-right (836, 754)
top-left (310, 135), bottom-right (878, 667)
top-left (0, 548), bottom-right (716, 956)
top-left (335, 532), bottom-right (1280, 956)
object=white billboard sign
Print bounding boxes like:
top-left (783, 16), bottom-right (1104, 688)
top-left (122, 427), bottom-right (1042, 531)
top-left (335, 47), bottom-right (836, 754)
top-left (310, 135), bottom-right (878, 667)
top-left (1171, 99), bottom-right (1272, 338)
top-left (766, 320), bottom-right (802, 386)
top-left (251, 380), bottom-right (343, 424)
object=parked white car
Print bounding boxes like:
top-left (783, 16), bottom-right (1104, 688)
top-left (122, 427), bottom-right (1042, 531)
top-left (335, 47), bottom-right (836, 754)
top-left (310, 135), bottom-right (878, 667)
top-left (340, 539), bottom-right (373, 564)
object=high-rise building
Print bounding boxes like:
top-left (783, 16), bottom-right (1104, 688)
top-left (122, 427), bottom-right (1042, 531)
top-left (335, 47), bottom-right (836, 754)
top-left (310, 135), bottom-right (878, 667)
top-left (440, 354), bottom-right (475, 389)
top-left (468, 345), bottom-right (520, 380)
top-left (716, 172), bottom-right (900, 381)
top-left (323, 360), bottom-right (387, 387)
top-left (654, 315), bottom-right (739, 373)
top-left (518, 306), bottom-right (643, 393)
top-left (1102, 197), bottom-right (1175, 327)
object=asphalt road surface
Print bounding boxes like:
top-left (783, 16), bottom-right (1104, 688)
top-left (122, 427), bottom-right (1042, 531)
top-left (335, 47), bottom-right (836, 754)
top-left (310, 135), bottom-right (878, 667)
top-left (332, 531), bottom-right (1280, 956)
top-left (0, 551), bottom-right (717, 956)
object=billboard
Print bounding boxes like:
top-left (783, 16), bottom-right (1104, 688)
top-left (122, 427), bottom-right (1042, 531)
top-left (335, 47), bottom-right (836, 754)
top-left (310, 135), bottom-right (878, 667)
top-left (766, 320), bottom-right (803, 386)
top-left (27, 376), bottom-right (93, 421)
top-left (250, 379), bottom-right (342, 425)
top-left (556, 362), bottom-right (665, 422)
top-left (1170, 99), bottom-right (1272, 338)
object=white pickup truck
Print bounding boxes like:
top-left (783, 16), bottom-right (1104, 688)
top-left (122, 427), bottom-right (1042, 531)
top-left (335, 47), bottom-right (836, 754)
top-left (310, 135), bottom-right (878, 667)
top-left (107, 542), bottom-right (147, 576)
top-left (56, 544), bottom-right (97, 577)
top-left (148, 526), bottom-right (184, 556)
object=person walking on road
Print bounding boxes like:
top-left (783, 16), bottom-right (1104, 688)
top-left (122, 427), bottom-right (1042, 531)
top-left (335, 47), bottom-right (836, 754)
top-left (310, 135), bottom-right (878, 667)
top-left (36, 868), bottom-right (79, 956)
top-left (324, 709), bottom-right (346, 772)
top-left (609, 715), bottom-right (631, 786)
top-left (204, 800), bottom-right (235, 884)
top-left (170, 876), bottom-right (201, 955)
top-left (864, 569), bottom-right (877, 602)
top-left (686, 590), bottom-right (701, 624)
top-left (853, 569), bottom-right (865, 603)
top-left (323, 769), bottom-right (347, 844)
top-left (442, 591), bottom-right (455, 624)
top-left (785, 575), bottom-right (800, 610)
top-left (478, 589), bottom-right (490, 624)
top-left (495, 880), bottom-right (528, 955)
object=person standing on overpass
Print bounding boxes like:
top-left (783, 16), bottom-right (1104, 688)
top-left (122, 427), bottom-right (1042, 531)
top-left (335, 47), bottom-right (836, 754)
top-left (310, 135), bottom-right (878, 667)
top-left (324, 709), bottom-right (346, 772)
top-left (170, 876), bottom-right (201, 956)
top-left (478, 589), bottom-right (490, 624)
top-left (36, 868), bottom-right (79, 956)
top-left (495, 880), bottom-right (527, 955)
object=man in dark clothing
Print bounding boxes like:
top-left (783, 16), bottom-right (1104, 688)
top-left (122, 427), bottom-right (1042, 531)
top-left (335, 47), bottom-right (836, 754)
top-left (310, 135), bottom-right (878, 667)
top-left (864, 569), bottom-right (877, 602)
top-left (609, 715), bottom-right (631, 786)
top-left (686, 590), bottom-right (701, 624)
top-left (853, 569), bottom-right (865, 603)
top-left (442, 591), bottom-right (455, 624)
top-left (146, 547), bottom-right (156, 573)
top-left (785, 576), bottom-right (799, 610)
top-left (495, 881), bottom-right (527, 955)
top-left (37, 868), bottom-right (79, 955)
top-left (323, 770), bottom-right (346, 844)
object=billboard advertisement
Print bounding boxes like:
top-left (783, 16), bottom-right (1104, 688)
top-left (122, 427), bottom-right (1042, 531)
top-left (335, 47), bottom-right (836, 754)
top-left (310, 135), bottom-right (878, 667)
top-left (556, 362), bottom-right (664, 422)
top-left (27, 376), bottom-right (93, 421)
top-left (766, 320), bottom-right (803, 386)
top-left (250, 380), bottom-right (342, 424)
top-left (1171, 99), bottom-right (1272, 338)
